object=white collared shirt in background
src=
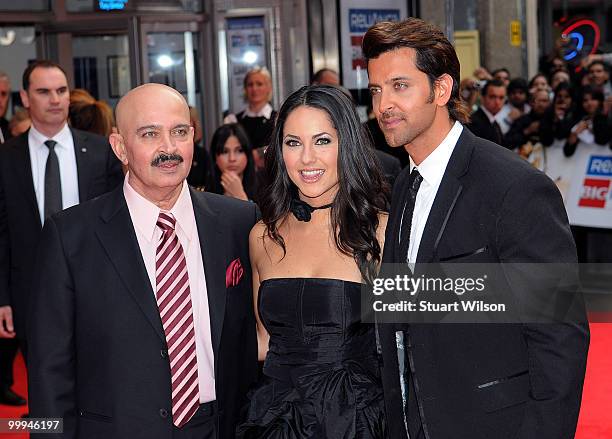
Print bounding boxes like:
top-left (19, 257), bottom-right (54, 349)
top-left (497, 103), bottom-right (531, 134)
top-left (28, 123), bottom-right (80, 224)
top-left (124, 176), bottom-right (216, 403)
top-left (223, 102), bottom-right (274, 124)
top-left (404, 121), bottom-right (463, 263)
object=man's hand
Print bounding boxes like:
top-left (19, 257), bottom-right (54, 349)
top-left (574, 120), bottom-right (589, 134)
top-left (580, 54), bottom-right (603, 69)
top-left (524, 121), bottom-right (540, 136)
top-left (221, 172), bottom-right (249, 201)
top-left (508, 107), bottom-right (523, 121)
top-left (473, 66), bottom-right (492, 81)
top-left (0, 306), bottom-right (15, 338)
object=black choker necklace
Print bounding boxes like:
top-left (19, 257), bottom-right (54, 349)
top-left (290, 199), bottom-right (333, 222)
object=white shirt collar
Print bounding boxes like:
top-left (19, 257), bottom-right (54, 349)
top-left (480, 106), bottom-right (499, 124)
top-left (243, 103), bottom-right (273, 119)
top-left (29, 122), bottom-right (71, 151)
top-left (123, 174), bottom-right (194, 244)
top-left (409, 121), bottom-right (463, 188)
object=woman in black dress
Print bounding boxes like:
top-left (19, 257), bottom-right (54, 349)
top-left (237, 85), bottom-right (389, 438)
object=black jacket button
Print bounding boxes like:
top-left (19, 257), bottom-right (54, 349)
top-left (159, 408), bottom-right (169, 418)
top-left (160, 349), bottom-right (168, 359)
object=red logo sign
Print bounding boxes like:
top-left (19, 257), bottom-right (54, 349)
top-left (351, 36), bottom-right (366, 69)
top-left (579, 178), bottom-right (610, 208)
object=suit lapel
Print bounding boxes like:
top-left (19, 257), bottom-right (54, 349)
top-left (11, 132), bottom-right (41, 225)
top-left (96, 187), bottom-right (166, 342)
top-left (72, 129), bottom-right (92, 202)
top-left (191, 190), bottom-right (228, 361)
top-left (416, 129), bottom-right (474, 263)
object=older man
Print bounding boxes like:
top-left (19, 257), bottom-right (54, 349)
top-left (28, 83), bottom-right (258, 439)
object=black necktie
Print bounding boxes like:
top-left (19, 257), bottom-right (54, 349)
top-left (492, 120), bottom-right (503, 145)
top-left (44, 140), bottom-right (62, 220)
top-left (398, 168), bottom-right (423, 263)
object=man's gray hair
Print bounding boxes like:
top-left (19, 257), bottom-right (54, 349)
top-left (0, 71), bottom-right (9, 84)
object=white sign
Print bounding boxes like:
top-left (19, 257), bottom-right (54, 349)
top-left (225, 16), bottom-right (267, 113)
top-left (546, 141), bottom-right (612, 229)
top-left (339, 0), bottom-right (408, 90)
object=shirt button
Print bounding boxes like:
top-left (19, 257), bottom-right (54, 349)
top-left (160, 349), bottom-right (168, 359)
top-left (159, 408), bottom-right (169, 419)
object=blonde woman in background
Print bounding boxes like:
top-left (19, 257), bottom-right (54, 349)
top-left (225, 67), bottom-right (277, 170)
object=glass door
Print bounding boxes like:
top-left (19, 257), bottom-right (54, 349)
top-left (72, 33), bottom-right (131, 108)
top-left (140, 22), bottom-right (204, 123)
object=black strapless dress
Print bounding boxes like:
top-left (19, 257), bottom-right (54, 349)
top-left (236, 278), bottom-right (386, 438)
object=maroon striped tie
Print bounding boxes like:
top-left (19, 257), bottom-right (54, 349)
top-left (156, 212), bottom-right (199, 428)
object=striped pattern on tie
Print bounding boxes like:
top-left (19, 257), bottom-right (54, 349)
top-left (156, 212), bottom-right (199, 428)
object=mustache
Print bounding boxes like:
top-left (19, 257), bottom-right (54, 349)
top-left (380, 110), bottom-right (405, 121)
top-left (151, 153), bottom-right (184, 167)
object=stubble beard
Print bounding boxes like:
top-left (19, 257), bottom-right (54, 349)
top-left (380, 117), bottom-right (417, 149)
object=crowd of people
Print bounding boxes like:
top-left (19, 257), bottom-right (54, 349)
top-left (462, 55), bottom-right (611, 156)
top-left (0, 15), bottom-right (601, 439)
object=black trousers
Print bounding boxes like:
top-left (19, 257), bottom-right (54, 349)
top-left (173, 401), bottom-right (217, 439)
top-left (0, 338), bottom-right (19, 390)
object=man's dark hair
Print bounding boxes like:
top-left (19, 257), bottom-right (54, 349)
top-left (311, 68), bottom-right (337, 84)
top-left (362, 18), bottom-right (470, 123)
top-left (492, 67), bottom-right (510, 77)
top-left (507, 78), bottom-right (529, 94)
top-left (481, 79), bottom-right (506, 97)
top-left (588, 60), bottom-right (610, 73)
top-left (22, 60), bottom-right (67, 91)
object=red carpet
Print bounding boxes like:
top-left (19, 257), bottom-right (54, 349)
top-left (575, 323), bottom-right (612, 438)
top-left (0, 351), bottom-right (28, 439)
top-left (0, 324), bottom-right (609, 438)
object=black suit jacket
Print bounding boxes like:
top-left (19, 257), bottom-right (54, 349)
top-left (379, 127), bottom-right (589, 439)
top-left (28, 187), bottom-right (259, 439)
top-left (0, 117), bottom-right (11, 144)
top-left (0, 128), bottom-right (123, 337)
top-left (466, 108), bottom-right (506, 147)
top-left (373, 149), bottom-right (402, 189)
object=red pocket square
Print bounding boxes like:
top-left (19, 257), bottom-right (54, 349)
top-left (226, 258), bottom-right (244, 288)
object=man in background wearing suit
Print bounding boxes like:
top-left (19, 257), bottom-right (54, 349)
top-left (0, 71), bottom-right (11, 144)
top-left (0, 69), bottom-right (26, 407)
top-left (28, 83), bottom-right (258, 438)
top-left (466, 79), bottom-right (508, 146)
top-left (0, 61), bottom-right (122, 362)
top-left (364, 18), bottom-right (589, 439)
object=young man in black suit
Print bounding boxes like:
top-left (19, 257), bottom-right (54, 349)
top-left (466, 79), bottom-right (508, 146)
top-left (28, 83), bottom-right (258, 438)
top-left (364, 18), bottom-right (589, 439)
top-left (0, 61), bottom-right (123, 360)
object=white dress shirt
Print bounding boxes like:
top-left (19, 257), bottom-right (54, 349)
top-left (124, 175), bottom-right (216, 403)
top-left (28, 123), bottom-right (80, 224)
top-left (404, 121), bottom-right (463, 263)
top-left (497, 103), bottom-right (531, 134)
top-left (223, 102), bottom-right (274, 124)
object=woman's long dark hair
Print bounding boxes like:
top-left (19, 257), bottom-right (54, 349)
top-left (258, 85), bottom-right (389, 283)
top-left (209, 123), bottom-right (257, 200)
top-left (577, 85), bottom-right (605, 119)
